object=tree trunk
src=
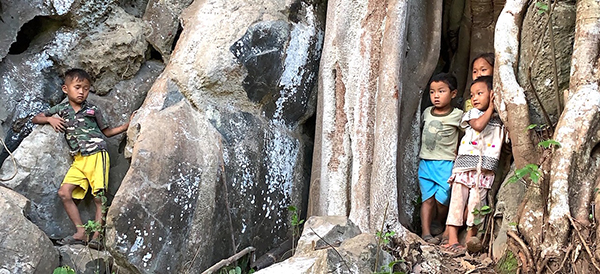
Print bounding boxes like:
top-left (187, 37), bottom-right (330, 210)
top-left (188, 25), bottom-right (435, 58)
top-left (308, 0), bottom-right (442, 233)
top-left (493, 0), bottom-right (538, 169)
top-left (541, 0), bottom-right (600, 260)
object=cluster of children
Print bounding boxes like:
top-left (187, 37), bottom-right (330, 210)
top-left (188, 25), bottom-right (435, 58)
top-left (418, 53), bottom-right (506, 256)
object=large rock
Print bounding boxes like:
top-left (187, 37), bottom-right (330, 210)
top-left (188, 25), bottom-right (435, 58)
top-left (57, 245), bottom-right (114, 274)
top-left (517, 1), bottom-right (576, 126)
top-left (106, 0), bottom-right (325, 272)
top-left (143, 0), bottom-right (194, 61)
top-left (0, 0), bottom-right (75, 60)
top-left (492, 167), bottom-right (526, 262)
top-left (257, 216), bottom-right (392, 274)
top-left (61, 7), bottom-right (149, 95)
top-left (0, 187), bottom-right (59, 273)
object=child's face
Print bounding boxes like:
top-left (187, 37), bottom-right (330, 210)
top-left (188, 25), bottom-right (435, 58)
top-left (62, 77), bottom-right (91, 106)
top-left (429, 81), bottom-right (456, 111)
top-left (470, 82), bottom-right (491, 111)
top-left (472, 58), bottom-right (493, 80)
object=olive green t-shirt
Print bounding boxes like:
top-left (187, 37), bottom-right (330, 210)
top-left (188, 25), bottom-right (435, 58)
top-left (419, 106), bottom-right (463, 161)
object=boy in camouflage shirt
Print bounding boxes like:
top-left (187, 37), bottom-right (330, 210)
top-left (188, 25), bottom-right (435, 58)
top-left (33, 69), bottom-right (131, 248)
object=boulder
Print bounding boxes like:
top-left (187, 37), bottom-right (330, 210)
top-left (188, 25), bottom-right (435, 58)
top-left (257, 216), bottom-right (392, 274)
top-left (492, 168), bottom-right (526, 262)
top-left (143, 0), bottom-right (194, 61)
top-left (57, 245), bottom-right (114, 274)
top-left (61, 7), bottom-right (149, 95)
top-left (0, 0), bottom-right (75, 60)
top-left (0, 187), bottom-right (59, 273)
top-left (517, 1), bottom-right (576, 126)
top-left (106, 0), bottom-right (325, 272)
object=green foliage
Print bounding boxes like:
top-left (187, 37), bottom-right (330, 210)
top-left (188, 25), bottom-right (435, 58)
top-left (53, 266), bottom-right (76, 274)
top-left (535, 2), bottom-right (549, 14)
top-left (496, 250), bottom-right (519, 274)
top-left (538, 139), bottom-right (561, 149)
top-left (79, 220), bottom-right (103, 236)
top-left (288, 205), bottom-right (305, 255)
top-left (373, 260), bottom-right (405, 274)
top-left (525, 124), bottom-right (539, 131)
top-left (507, 164), bottom-right (541, 184)
top-left (219, 266), bottom-right (242, 274)
top-left (375, 230), bottom-right (396, 245)
top-left (472, 205), bottom-right (493, 226)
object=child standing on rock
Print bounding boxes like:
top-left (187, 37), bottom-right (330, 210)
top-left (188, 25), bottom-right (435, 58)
top-left (443, 75), bottom-right (505, 255)
top-left (32, 68), bottom-right (132, 249)
top-left (418, 73), bottom-right (464, 244)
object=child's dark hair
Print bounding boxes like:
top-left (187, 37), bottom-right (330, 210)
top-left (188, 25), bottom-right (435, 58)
top-left (471, 52), bottom-right (495, 68)
top-left (471, 75), bottom-right (493, 91)
top-left (64, 68), bottom-right (92, 84)
top-left (429, 72), bottom-right (458, 91)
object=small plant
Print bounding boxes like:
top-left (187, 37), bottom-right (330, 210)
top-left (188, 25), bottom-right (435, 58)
top-left (538, 139), bottom-right (561, 149)
top-left (535, 2), bottom-right (549, 14)
top-left (507, 164), bottom-right (541, 184)
top-left (373, 260), bottom-right (405, 274)
top-left (53, 266), bottom-right (76, 274)
top-left (375, 230), bottom-right (396, 246)
top-left (288, 205), bottom-right (305, 254)
top-left (472, 205), bottom-right (493, 226)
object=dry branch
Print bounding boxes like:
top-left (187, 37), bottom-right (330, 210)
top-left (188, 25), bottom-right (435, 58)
top-left (201, 246), bottom-right (256, 274)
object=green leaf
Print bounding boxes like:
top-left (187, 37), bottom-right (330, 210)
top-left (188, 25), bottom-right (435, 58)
top-left (473, 218), bottom-right (483, 226)
top-left (507, 175), bottom-right (520, 184)
top-left (526, 124), bottom-right (538, 131)
top-left (288, 205), bottom-right (297, 212)
top-left (535, 2), bottom-right (549, 13)
top-left (508, 222), bottom-right (518, 227)
top-left (480, 205), bottom-right (492, 215)
top-left (538, 139), bottom-right (561, 149)
top-left (529, 169), bottom-right (541, 183)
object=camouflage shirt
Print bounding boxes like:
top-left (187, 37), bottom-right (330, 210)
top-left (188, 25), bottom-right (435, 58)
top-left (44, 101), bottom-right (109, 156)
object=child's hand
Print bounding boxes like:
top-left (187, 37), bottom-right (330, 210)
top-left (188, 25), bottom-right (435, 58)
top-left (489, 92), bottom-right (495, 108)
top-left (47, 117), bottom-right (66, 132)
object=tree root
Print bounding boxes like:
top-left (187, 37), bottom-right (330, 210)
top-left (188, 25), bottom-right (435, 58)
top-left (568, 215), bottom-right (600, 273)
top-left (508, 231), bottom-right (534, 271)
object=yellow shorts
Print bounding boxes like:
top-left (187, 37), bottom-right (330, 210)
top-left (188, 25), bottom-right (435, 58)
top-left (62, 151), bottom-right (110, 199)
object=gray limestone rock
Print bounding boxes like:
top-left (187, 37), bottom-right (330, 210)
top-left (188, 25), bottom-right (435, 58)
top-left (143, 0), bottom-right (194, 61)
top-left (257, 219), bottom-right (392, 274)
top-left (518, 1), bottom-right (576, 126)
top-left (56, 245), bottom-right (114, 274)
top-left (106, 0), bottom-right (324, 272)
top-left (0, 187), bottom-right (59, 273)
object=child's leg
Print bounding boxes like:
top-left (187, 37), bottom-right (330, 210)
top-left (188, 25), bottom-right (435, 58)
top-left (92, 196), bottom-right (104, 240)
top-left (57, 183), bottom-right (86, 240)
top-left (420, 197), bottom-right (436, 237)
top-left (445, 183), bottom-right (469, 246)
top-left (435, 201), bottom-right (449, 238)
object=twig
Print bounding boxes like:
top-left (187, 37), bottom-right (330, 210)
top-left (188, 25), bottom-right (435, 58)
top-left (375, 202), bottom-right (389, 272)
top-left (507, 231), bottom-right (534, 270)
top-left (0, 137), bottom-right (17, 182)
top-left (201, 246), bottom-right (256, 274)
top-left (567, 215), bottom-right (600, 273)
top-left (309, 227), bottom-right (351, 273)
top-left (552, 243), bottom-right (573, 274)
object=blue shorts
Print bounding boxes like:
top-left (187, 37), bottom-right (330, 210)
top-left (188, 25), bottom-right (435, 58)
top-left (418, 159), bottom-right (453, 206)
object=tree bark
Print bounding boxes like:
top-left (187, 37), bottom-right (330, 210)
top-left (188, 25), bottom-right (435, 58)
top-left (493, 0), bottom-right (537, 169)
top-left (542, 0), bottom-right (600, 259)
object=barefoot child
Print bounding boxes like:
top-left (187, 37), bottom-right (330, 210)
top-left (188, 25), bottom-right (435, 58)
top-left (444, 75), bottom-right (504, 254)
top-left (419, 73), bottom-right (463, 244)
top-left (32, 69), bottom-right (131, 248)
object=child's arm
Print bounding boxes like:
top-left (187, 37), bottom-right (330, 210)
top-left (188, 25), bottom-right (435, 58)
top-left (101, 111), bottom-right (135, 138)
top-left (468, 93), bottom-right (495, 132)
top-left (32, 113), bottom-right (66, 132)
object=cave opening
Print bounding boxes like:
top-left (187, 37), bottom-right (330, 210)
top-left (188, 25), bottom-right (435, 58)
top-left (8, 16), bottom-right (65, 55)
